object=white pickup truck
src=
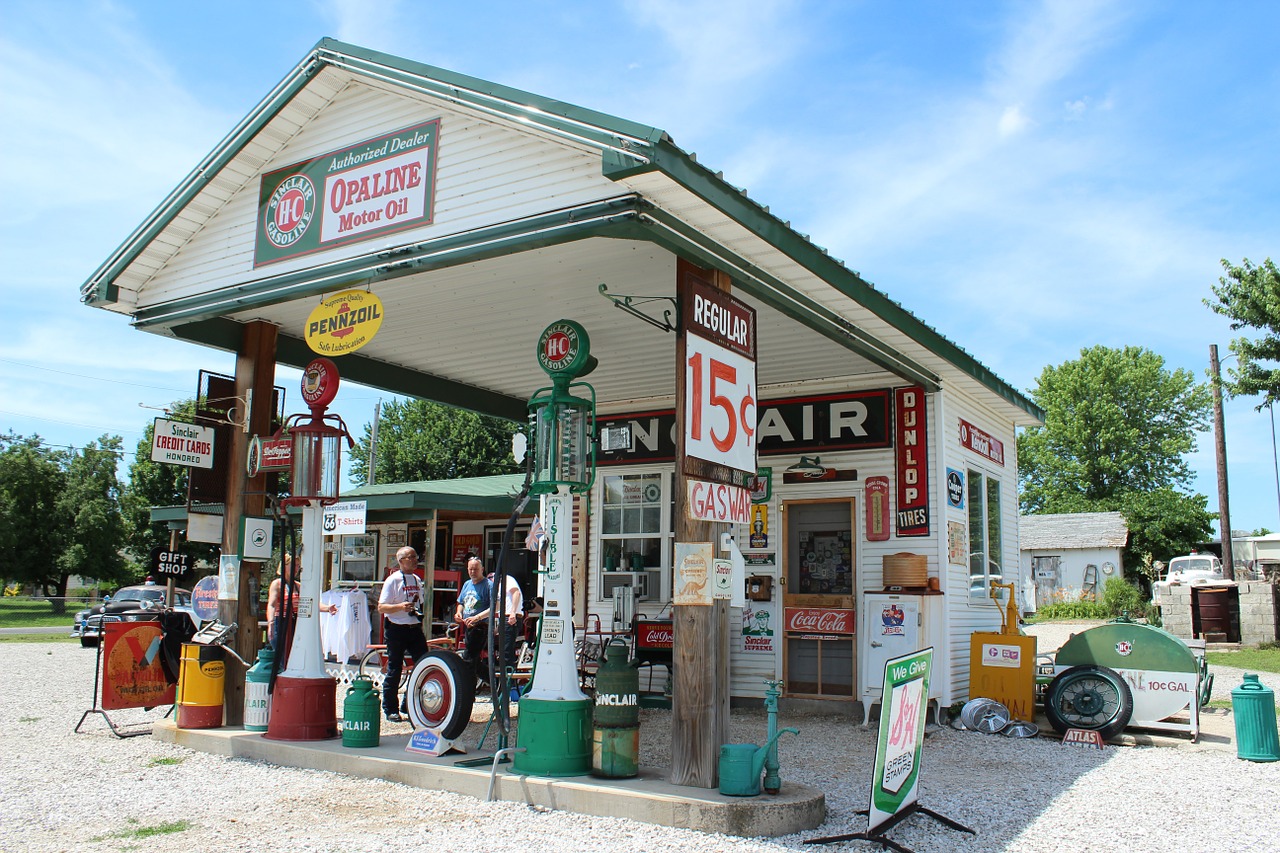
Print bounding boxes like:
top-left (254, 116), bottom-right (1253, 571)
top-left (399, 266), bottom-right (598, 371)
top-left (1151, 553), bottom-right (1225, 598)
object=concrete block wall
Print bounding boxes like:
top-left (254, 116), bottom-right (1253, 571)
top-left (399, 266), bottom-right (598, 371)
top-left (1158, 583), bottom-right (1279, 646)
top-left (1157, 586), bottom-right (1194, 640)
top-left (1237, 582), bottom-right (1280, 646)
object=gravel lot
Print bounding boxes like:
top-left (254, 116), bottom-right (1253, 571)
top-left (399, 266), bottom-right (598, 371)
top-left (2, 639), bottom-right (1276, 853)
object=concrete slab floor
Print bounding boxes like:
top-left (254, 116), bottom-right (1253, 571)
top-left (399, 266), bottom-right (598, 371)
top-left (153, 720), bottom-right (826, 838)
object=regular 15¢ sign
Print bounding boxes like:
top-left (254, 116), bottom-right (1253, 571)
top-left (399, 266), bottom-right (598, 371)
top-left (682, 277), bottom-right (757, 478)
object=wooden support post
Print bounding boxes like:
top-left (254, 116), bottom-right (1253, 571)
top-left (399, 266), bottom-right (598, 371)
top-left (671, 262), bottom-right (731, 788)
top-left (219, 320), bottom-right (278, 724)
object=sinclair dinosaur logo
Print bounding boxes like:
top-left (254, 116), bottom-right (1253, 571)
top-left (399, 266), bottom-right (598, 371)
top-left (265, 173), bottom-right (317, 249)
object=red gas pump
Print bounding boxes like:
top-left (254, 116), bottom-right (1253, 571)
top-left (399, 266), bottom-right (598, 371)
top-left (265, 357), bottom-right (355, 741)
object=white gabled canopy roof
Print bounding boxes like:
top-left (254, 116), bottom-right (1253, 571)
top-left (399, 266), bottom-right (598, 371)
top-left (82, 38), bottom-right (1043, 426)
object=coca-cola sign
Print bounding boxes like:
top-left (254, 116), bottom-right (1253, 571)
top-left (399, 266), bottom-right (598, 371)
top-left (785, 607), bottom-right (855, 635)
top-left (636, 620), bottom-right (674, 649)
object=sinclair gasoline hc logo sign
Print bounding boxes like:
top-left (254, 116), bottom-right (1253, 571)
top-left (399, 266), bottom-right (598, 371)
top-left (265, 174), bottom-right (317, 249)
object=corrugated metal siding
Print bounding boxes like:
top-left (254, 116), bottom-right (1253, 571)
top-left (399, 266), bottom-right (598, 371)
top-left (134, 78), bottom-right (624, 309)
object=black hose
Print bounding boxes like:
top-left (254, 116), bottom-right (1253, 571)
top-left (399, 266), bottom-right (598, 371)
top-left (488, 453), bottom-right (535, 735)
top-left (267, 509), bottom-right (298, 696)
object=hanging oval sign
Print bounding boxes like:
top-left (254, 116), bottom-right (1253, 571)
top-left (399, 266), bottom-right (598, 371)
top-left (304, 289), bottom-right (384, 356)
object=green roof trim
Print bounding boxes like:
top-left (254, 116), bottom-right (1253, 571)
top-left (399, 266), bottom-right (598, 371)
top-left (173, 317), bottom-right (528, 421)
top-left (618, 139), bottom-right (1044, 422)
top-left (131, 196), bottom-right (642, 331)
top-left (88, 38), bottom-right (1041, 424)
top-left (148, 474), bottom-right (530, 525)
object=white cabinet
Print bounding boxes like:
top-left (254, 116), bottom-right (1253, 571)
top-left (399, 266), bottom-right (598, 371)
top-left (860, 593), bottom-right (940, 726)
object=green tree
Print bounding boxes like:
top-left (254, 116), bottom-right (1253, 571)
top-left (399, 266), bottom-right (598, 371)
top-left (1018, 346), bottom-right (1215, 569)
top-left (1206, 257), bottom-right (1280, 405)
top-left (57, 436), bottom-right (129, 597)
top-left (351, 399), bottom-right (519, 485)
top-left (120, 400), bottom-right (195, 562)
top-left (0, 435), bottom-right (67, 599)
top-left (0, 434), bottom-right (130, 611)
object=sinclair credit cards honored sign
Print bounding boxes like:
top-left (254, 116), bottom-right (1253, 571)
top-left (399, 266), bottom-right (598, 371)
top-left (254, 119), bottom-right (441, 266)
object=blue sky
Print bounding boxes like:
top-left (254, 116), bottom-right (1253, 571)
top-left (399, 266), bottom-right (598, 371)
top-left (2, 0), bottom-right (1278, 538)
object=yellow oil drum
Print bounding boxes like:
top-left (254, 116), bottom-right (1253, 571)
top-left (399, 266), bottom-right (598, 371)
top-left (177, 643), bottom-right (226, 728)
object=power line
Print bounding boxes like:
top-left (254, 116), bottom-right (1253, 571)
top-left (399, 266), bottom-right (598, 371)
top-left (0, 409), bottom-right (146, 437)
top-left (0, 357), bottom-right (191, 394)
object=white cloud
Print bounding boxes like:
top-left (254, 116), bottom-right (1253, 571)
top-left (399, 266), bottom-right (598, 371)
top-left (998, 104), bottom-right (1033, 137)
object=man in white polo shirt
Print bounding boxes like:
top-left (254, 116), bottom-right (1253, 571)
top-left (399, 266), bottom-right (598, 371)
top-left (377, 546), bottom-right (428, 722)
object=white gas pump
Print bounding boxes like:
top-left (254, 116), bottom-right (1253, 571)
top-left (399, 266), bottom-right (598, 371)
top-left (265, 357), bottom-right (354, 741)
top-left (512, 320), bottom-right (597, 776)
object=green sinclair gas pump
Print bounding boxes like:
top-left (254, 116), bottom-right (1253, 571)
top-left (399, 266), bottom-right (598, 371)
top-left (512, 320), bottom-right (597, 777)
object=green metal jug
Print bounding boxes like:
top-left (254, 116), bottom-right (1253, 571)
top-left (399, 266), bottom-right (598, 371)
top-left (342, 676), bottom-right (381, 748)
top-left (1232, 673), bottom-right (1279, 762)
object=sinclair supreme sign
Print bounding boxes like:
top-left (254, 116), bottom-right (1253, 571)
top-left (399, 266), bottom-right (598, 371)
top-left (254, 119), bottom-right (440, 266)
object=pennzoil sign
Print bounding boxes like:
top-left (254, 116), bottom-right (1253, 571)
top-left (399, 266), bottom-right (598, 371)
top-left (305, 289), bottom-right (384, 355)
top-left (254, 119), bottom-right (440, 266)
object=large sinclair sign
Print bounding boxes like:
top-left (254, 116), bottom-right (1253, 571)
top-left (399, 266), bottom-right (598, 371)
top-left (254, 119), bottom-right (440, 266)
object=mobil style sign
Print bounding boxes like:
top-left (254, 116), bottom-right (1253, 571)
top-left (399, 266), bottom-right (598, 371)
top-left (680, 276), bottom-right (757, 479)
top-left (255, 118), bottom-right (440, 266)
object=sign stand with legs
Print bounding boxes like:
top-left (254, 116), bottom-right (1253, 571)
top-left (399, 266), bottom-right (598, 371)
top-left (806, 647), bottom-right (973, 853)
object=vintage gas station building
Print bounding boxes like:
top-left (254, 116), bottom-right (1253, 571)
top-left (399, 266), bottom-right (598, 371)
top-left (83, 39), bottom-right (1043, 786)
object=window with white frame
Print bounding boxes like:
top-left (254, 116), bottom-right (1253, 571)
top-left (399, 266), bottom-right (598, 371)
top-left (596, 469), bottom-right (672, 600)
top-left (968, 467), bottom-right (1004, 598)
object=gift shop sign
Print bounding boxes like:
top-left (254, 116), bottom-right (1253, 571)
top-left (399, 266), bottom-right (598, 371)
top-left (681, 278), bottom-right (757, 479)
top-left (894, 387), bottom-right (929, 537)
top-left (784, 607), bottom-right (855, 635)
top-left (958, 418), bottom-right (1005, 466)
top-left (255, 119), bottom-right (440, 266)
top-left (151, 419), bottom-right (214, 469)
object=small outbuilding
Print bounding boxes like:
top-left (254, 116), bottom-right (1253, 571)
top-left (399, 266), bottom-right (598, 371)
top-left (1019, 512), bottom-right (1128, 611)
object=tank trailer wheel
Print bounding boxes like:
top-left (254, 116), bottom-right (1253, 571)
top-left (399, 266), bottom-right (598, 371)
top-left (1044, 664), bottom-right (1134, 741)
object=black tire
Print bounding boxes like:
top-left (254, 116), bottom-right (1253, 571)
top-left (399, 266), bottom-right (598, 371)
top-left (1045, 664), bottom-right (1134, 741)
top-left (80, 636), bottom-right (97, 648)
top-left (405, 650), bottom-right (475, 740)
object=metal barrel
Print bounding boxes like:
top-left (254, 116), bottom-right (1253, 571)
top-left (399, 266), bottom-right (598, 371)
top-left (592, 640), bottom-right (639, 728)
top-left (177, 643), bottom-right (225, 729)
top-left (341, 677), bottom-right (381, 748)
top-left (591, 640), bottom-right (640, 778)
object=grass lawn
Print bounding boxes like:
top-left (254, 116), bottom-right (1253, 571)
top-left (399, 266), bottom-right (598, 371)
top-left (0, 633), bottom-right (78, 644)
top-left (1206, 646), bottom-right (1280, 674)
top-left (0, 598), bottom-right (90, 629)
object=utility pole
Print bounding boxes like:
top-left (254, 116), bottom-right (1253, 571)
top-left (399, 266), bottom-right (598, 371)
top-left (1210, 344), bottom-right (1235, 580)
top-left (367, 399), bottom-right (381, 485)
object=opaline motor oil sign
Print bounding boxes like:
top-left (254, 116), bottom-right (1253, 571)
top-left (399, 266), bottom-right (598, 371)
top-left (254, 119), bottom-right (440, 266)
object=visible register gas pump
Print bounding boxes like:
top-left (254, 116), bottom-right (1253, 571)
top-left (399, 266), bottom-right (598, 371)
top-left (265, 357), bottom-right (354, 741)
top-left (513, 320), bottom-right (598, 776)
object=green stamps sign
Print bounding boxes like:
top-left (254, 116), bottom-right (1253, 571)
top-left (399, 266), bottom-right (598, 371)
top-left (255, 119), bottom-right (440, 267)
top-left (869, 646), bottom-right (933, 832)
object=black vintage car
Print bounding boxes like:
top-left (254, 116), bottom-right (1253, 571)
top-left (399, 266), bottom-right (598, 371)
top-left (71, 584), bottom-right (199, 647)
